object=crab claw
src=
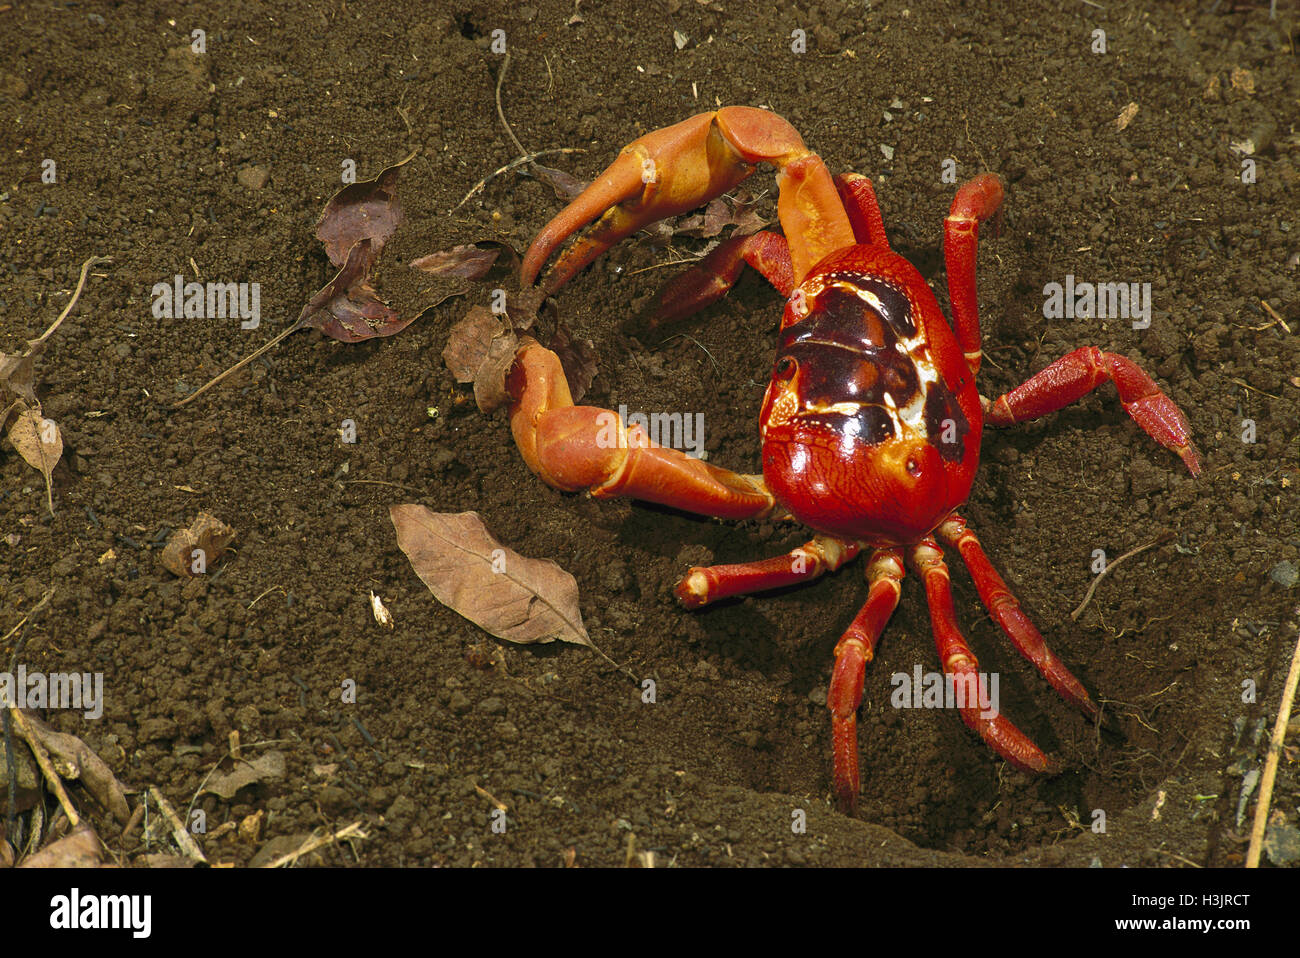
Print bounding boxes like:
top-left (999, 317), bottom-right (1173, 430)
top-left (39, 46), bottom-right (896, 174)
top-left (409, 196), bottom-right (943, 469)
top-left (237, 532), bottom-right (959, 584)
top-left (521, 107), bottom-right (855, 294)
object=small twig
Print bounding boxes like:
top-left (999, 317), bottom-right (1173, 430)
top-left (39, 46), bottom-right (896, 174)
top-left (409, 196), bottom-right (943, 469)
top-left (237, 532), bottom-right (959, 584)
top-left (475, 784), bottom-right (508, 811)
top-left (1259, 300), bottom-right (1291, 334)
top-left (263, 820), bottom-right (367, 868)
top-left (659, 333), bottom-right (722, 376)
top-left (1229, 377), bottom-right (1281, 401)
top-left (452, 148), bottom-right (586, 212)
top-left (10, 708), bottom-right (80, 828)
top-left (147, 785), bottom-right (207, 862)
top-left (247, 585), bottom-right (285, 610)
top-left (1070, 532), bottom-right (1174, 621)
top-left (1246, 608), bottom-right (1300, 868)
top-left (0, 587), bottom-right (54, 645)
top-left (30, 255), bottom-right (111, 349)
top-left (1151, 848), bottom-right (1201, 868)
top-left (170, 321), bottom-right (298, 408)
top-left (495, 53), bottom-right (528, 160)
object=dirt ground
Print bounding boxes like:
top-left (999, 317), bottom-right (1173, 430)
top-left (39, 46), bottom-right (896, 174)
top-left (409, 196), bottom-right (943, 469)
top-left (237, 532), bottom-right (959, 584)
top-left (1, 0), bottom-right (1297, 870)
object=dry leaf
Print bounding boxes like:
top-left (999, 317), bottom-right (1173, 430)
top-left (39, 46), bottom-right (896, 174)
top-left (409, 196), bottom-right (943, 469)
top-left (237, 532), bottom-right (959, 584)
top-left (160, 513), bottom-right (236, 577)
top-left (18, 824), bottom-right (104, 868)
top-left (1115, 102), bottom-right (1139, 131)
top-left (7, 407), bottom-right (62, 514)
top-left (411, 243), bottom-right (503, 280)
top-left (472, 327), bottom-right (521, 413)
top-left (390, 506), bottom-right (591, 646)
top-left (0, 344), bottom-right (43, 409)
top-left (202, 751), bottom-right (287, 800)
top-left (550, 321), bottom-right (598, 403)
top-left (18, 711), bottom-right (131, 824)
top-left (530, 164), bottom-right (589, 202)
top-left (315, 157), bottom-right (410, 268)
top-left (443, 306), bottom-right (504, 383)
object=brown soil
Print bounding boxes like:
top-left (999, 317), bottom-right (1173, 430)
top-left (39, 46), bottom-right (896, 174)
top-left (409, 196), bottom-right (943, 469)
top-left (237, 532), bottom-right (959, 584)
top-left (1, 0), bottom-right (1296, 869)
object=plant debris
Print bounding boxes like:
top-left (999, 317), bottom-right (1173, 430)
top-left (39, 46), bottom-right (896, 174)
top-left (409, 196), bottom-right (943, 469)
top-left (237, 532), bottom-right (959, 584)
top-left (390, 506), bottom-right (592, 647)
top-left (160, 513), bottom-right (237, 577)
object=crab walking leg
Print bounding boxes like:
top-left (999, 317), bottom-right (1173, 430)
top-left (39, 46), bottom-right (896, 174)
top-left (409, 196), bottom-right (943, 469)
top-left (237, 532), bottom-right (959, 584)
top-left (508, 339), bottom-right (780, 519)
top-left (943, 173), bottom-right (1003, 373)
top-left (675, 535), bottom-right (859, 609)
top-left (912, 538), bottom-right (1055, 773)
top-left (643, 231), bottom-right (794, 329)
top-left (829, 548), bottom-right (905, 811)
top-left (833, 173), bottom-right (889, 249)
top-left (522, 107), bottom-right (856, 293)
top-left (937, 516), bottom-right (1098, 718)
top-left (983, 346), bottom-right (1202, 476)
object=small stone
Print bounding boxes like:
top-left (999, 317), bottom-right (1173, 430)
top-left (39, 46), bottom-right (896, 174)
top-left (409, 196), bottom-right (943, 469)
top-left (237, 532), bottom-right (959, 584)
top-left (477, 696), bottom-right (506, 715)
top-left (237, 165), bottom-right (270, 190)
top-left (448, 690), bottom-right (471, 714)
top-left (880, 144), bottom-right (895, 161)
top-left (1269, 560), bottom-right (1298, 588)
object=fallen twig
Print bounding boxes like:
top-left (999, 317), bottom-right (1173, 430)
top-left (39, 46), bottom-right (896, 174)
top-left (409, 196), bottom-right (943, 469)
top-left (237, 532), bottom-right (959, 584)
top-left (453, 148), bottom-right (586, 212)
top-left (1070, 532), bottom-right (1174, 622)
top-left (9, 707), bottom-right (80, 828)
top-left (148, 785), bottom-right (207, 863)
top-left (32, 255), bottom-right (111, 349)
top-left (1246, 607), bottom-right (1300, 868)
top-left (263, 820), bottom-right (368, 868)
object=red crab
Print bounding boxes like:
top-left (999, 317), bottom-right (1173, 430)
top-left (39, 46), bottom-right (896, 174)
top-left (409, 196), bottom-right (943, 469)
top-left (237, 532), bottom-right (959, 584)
top-left (506, 107), bottom-right (1200, 811)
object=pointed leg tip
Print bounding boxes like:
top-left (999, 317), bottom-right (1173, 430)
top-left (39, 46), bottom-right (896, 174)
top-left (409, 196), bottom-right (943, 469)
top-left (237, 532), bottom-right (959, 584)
top-left (1180, 443), bottom-right (1203, 477)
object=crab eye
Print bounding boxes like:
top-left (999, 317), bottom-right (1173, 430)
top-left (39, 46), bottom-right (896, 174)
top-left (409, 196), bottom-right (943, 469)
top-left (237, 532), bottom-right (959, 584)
top-left (774, 357), bottom-right (797, 380)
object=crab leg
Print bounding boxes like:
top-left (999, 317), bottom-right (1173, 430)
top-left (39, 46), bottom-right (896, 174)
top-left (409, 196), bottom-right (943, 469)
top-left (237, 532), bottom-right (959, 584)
top-left (508, 338), bottom-right (780, 519)
top-left (643, 231), bottom-right (793, 329)
top-left (937, 515), bottom-right (1098, 717)
top-left (983, 346), bottom-right (1202, 475)
top-left (522, 107), bottom-right (855, 294)
top-left (912, 538), bottom-right (1055, 773)
top-left (675, 535), bottom-right (859, 609)
top-left (829, 548), bottom-right (905, 812)
top-left (943, 173), bottom-right (1004, 374)
top-left (643, 171), bottom-right (893, 329)
top-left (834, 173), bottom-right (889, 249)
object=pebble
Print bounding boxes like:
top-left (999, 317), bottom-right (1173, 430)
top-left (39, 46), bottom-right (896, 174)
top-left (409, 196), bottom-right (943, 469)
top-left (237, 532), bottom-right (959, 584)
top-left (237, 165), bottom-right (270, 190)
top-left (1269, 560), bottom-right (1298, 588)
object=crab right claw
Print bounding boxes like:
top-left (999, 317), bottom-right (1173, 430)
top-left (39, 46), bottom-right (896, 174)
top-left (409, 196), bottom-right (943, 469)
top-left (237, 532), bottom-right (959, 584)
top-left (521, 107), bottom-right (856, 294)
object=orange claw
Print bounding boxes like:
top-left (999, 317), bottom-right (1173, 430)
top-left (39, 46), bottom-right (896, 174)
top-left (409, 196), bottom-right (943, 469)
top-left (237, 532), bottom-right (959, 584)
top-left (507, 338), bottom-right (779, 520)
top-left (521, 107), bottom-right (855, 294)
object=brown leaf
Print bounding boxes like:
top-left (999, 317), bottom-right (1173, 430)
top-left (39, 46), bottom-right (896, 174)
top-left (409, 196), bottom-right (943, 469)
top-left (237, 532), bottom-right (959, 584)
top-left (18, 711), bottom-right (131, 825)
top-left (411, 244), bottom-right (502, 280)
top-left (160, 513), bottom-right (236, 578)
top-left (673, 190), bottom-right (768, 239)
top-left (202, 751), bottom-right (287, 800)
top-left (315, 156), bottom-right (412, 268)
top-left (390, 506), bottom-right (591, 646)
top-left (472, 327), bottom-right (520, 413)
top-left (442, 306), bottom-right (502, 383)
top-left (7, 407), bottom-right (62, 514)
top-left (19, 824), bottom-right (104, 868)
top-left (0, 343), bottom-right (43, 408)
top-left (550, 321), bottom-right (598, 404)
top-left (530, 164), bottom-right (589, 201)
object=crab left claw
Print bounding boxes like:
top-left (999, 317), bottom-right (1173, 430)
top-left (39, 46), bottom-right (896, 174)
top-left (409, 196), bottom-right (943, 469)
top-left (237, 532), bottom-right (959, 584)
top-left (521, 107), bottom-right (855, 293)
